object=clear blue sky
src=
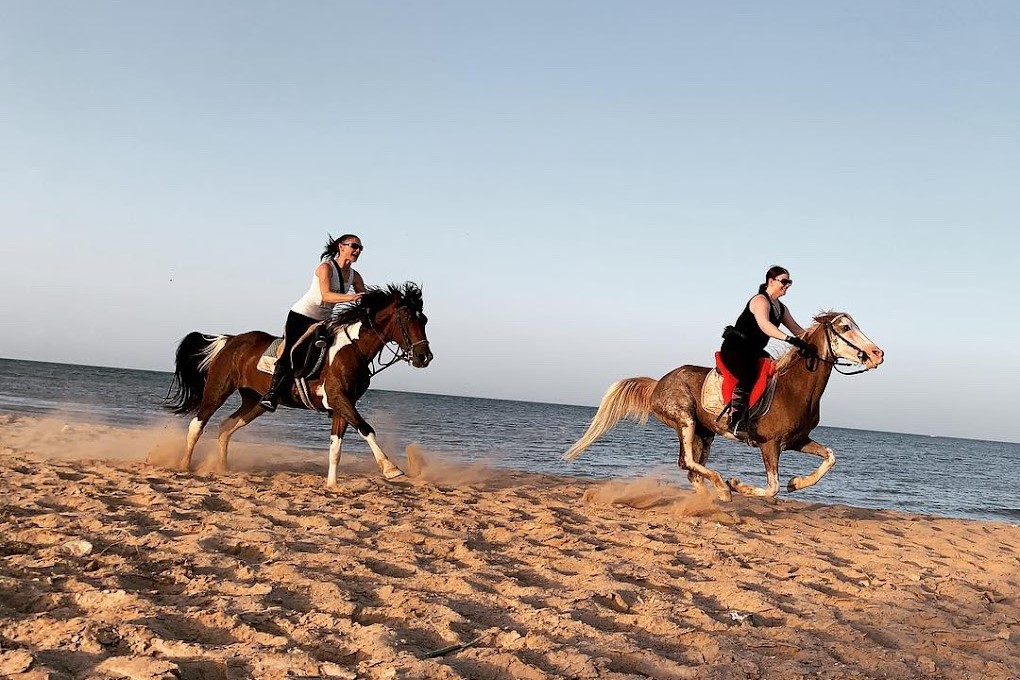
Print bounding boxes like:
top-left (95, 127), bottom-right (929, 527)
top-left (2, 2), bottom-right (1017, 442)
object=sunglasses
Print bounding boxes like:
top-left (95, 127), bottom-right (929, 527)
top-left (776, 278), bottom-right (793, 286)
top-left (342, 243), bottom-right (364, 251)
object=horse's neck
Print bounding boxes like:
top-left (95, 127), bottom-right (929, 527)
top-left (776, 352), bottom-right (834, 408)
top-left (352, 321), bottom-right (387, 360)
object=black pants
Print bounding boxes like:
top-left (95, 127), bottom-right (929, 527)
top-left (719, 338), bottom-right (770, 399)
top-left (277, 311), bottom-right (318, 375)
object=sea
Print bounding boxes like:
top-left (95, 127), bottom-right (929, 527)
top-left (1, 357), bottom-right (1017, 524)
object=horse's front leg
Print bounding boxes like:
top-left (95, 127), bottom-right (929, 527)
top-left (326, 416), bottom-right (349, 488)
top-left (787, 439), bottom-right (835, 492)
top-left (727, 440), bottom-right (782, 497)
top-left (329, 396), bottom-right (405, 481)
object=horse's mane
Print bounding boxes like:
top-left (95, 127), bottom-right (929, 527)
top-left (328, 282), bottom-right (423, 330)
top-left (774, 310), bottom-right (843, 371)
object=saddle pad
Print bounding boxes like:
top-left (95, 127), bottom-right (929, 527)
top-left (702, 353), bottom-right (778, 421)
top-left (701, 370), bottom-right (727, 417)
top-left (715, 352), bottom-right (775, 407)
top-left (257, 338), bottom-right (285, 374)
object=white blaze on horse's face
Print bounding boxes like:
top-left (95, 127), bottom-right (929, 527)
top-left (830, 314), bottom-right (885, 369)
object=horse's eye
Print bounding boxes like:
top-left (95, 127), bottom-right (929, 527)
top-left (841, 325), bottom-right (851, 332)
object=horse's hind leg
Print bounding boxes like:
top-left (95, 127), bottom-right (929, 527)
top-left (676, 420), bottom-right (730, 502)
top-left (787, 439), bottom-right (836, 492)
top-left (215, 389), bottom-right (264, 472)
top-left (653, 389), bottom-right (725, 499)
top-left (180, 379), bottom-right (234, 471)
top-left (686, 434), bottom-right (715, 494)
top-left (727, 440), bottom-right (782, 497)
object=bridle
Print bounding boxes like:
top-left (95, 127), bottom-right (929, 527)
top-left (344, 302), bottom-right (427, 376)
top-left (804, 318), bottom-right (872, 376)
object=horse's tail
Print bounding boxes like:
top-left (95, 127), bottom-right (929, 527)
top-left (563, 377), bottom-right (658, 461)
top-left (163, 332), bottom-right (231, 415)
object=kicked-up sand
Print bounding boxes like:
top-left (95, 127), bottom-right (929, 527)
top-left (1, 413), bottom-right (1018, 679)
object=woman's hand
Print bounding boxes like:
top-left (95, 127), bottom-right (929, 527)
top-left (786, 335), bottom-right (815, 355)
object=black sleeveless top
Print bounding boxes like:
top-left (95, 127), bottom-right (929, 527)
top-left (732, 295), bottom-right (785, 350)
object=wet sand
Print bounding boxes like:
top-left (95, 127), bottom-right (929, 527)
top-left (1, 413), bottom-right (1018, 679)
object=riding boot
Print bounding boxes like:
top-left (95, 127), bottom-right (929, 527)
top-left (728, 387), bottom-right (750, 441)
top-left (259, 363), bottom-right (289, 413)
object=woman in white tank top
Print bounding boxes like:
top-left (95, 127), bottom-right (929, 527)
top-left (260, 234), bottom-right (367, 412)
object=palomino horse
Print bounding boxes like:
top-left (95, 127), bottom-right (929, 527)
top-left (564, 312), bottom-right (884, 500)
top-left (164, 283), bottom-right (432, 485)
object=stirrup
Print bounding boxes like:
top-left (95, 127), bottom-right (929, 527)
top-left (313, 325), bottom-right (331, 348)
top-left (259, 396), bottom-right (278, 413)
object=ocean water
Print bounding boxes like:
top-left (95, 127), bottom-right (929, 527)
top-left (1, 357), bottom-right (1017, 524)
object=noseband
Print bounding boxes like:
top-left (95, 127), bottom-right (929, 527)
top-left (807, 320), bottom-right (871, 375)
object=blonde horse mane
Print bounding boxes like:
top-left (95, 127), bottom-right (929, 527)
top-left (774, 310), bottom-right (843, 372)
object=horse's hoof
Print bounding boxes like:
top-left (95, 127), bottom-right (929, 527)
top-left (717, 488), bottom-right (733, 503)
top-left (384, 468), bottom-right (406, 482)
top-left (787, 477), bottom-right (801, 492)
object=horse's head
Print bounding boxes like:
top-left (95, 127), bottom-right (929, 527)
top-left (361, 283), bottom-right (433, 368)
top-left (812, 312), bottom-right (884, 370)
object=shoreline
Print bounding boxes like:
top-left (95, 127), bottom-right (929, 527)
top-left (0, 409), bottom-right (1016, 526)
top-left (1, 414), bottom-right (1018, 679)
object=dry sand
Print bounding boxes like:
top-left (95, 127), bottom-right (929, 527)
top-left (1, 413), bottom-right (1018, 680)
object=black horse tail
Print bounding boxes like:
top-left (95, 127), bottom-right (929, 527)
top-left (163, 332), bottom-right (231, 415)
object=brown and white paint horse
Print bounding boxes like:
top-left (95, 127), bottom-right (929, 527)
top-left (164, 283), bottom-right (432, 485)
top-left (564, 312), bottom-right (884, 500)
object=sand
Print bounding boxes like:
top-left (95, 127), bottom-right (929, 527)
top-left (1, 412), bottom-right (1018, 680)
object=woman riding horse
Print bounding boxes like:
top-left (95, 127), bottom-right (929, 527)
top-left (261, 234), bottom-right (368, 412)
top-left (721, 265), bottom-right (811, 439)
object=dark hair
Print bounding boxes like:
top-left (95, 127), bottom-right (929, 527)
top-left (321, 233), bottom-right (360, 261)
top-left (758, 265), bottom-right (789, 294)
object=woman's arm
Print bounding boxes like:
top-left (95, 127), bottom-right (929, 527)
top-left (316, 263), bottom-right (363, 304)
top-left (352, 270), bottom-right (367, 294)
top-left (749, 295), bottom-right (791, 342)
top-left (780, 305), bottom-right (807, 337)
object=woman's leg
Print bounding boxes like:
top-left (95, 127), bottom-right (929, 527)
top-left (719, 343), bottom-right (759, 437)
top-left (260, 312), bottom-right (316, 411)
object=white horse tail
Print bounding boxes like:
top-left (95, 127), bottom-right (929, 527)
top-left (196, 334), bottom-right (230, 372)
top-left (563, 377), bottom-right (658, 461)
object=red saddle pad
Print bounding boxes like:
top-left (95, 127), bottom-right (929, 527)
top-left (715, 352), bottom-right (776, 408)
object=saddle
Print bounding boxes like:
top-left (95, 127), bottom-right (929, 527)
top-left (256, 322), bottom-right (363, 411)
top-left (257, 321), bottom-right (362, 379)
top-left (701, 352), bottom-right (778, 423)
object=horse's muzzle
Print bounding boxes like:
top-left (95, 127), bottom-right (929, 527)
top-left (412, 345), bottom-right (433, 368)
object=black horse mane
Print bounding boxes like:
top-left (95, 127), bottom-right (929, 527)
top-left (328, 282), bottom-right (423, 329)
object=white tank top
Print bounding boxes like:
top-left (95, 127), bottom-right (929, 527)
top-left (291, 261), bottom-right (356, 321)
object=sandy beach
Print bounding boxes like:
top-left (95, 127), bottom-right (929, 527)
top-left (1, 413), bottom-right (1018, 680)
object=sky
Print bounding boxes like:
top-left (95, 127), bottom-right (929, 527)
top-left (1, 2), bottom-right (1018, 443)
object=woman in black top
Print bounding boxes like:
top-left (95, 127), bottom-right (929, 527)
top-left (720, 265), bottom-right (811, 439)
